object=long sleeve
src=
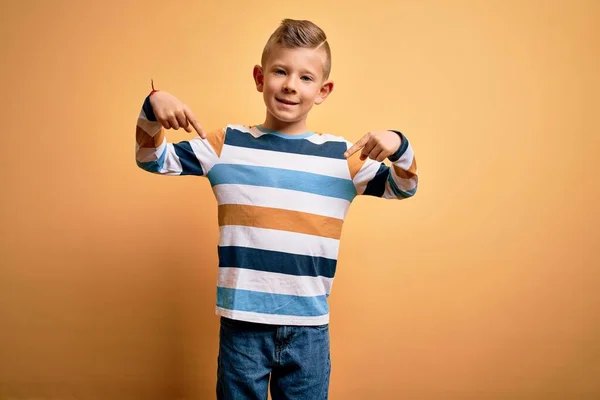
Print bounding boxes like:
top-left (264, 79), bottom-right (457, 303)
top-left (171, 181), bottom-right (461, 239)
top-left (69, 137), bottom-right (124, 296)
top-left (346, 130), bottom-right (418, 199)
top-left (135, 95), bottom-right (225, 176)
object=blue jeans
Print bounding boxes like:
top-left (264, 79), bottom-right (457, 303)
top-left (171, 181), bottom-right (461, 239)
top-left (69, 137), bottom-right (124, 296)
top-left (217, 317), bottom-right (331, 400)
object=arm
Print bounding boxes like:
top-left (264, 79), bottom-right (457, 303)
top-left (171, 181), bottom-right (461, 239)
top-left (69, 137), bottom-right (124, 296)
top-left (135, 91), bottom-right (225, 176)
top-left (345, 130), bottom-right (418, 199)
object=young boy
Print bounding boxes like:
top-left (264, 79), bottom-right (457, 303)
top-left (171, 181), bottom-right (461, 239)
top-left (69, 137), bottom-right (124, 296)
top-left (135, 19), bottom-right (418, 400)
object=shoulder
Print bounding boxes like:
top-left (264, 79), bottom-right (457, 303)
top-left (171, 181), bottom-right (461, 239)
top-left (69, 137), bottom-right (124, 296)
top-left (223, 124), bottom-right (266, 138)
top-left (205, 125), bottom-right (256, 141)
top-left (224, 124), bottom-right (251, 132)
top-left (308, 131), bottom-right (352, 148)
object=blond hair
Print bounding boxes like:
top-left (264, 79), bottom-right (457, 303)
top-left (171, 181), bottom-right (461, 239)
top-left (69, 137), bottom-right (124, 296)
top-left (261, 19), bottom-right (332, 80)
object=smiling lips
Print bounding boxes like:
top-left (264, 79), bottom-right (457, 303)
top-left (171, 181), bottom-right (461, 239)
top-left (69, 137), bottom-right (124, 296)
top-left (276, 98), bottom-right (299, 105)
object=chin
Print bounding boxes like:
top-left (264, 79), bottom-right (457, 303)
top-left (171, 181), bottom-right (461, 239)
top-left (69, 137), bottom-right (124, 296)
top-left (276, 113), bottom-right (299, 121)
top-left (268, 108), bottom-right (300, 123)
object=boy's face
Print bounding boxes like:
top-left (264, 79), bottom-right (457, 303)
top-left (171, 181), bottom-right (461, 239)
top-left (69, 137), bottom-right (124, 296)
top-left (253, 45), bottom-right (333, 128)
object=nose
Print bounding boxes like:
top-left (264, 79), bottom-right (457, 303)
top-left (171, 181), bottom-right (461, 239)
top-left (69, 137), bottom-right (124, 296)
top-left (283, 77), bottom-right (297, 93)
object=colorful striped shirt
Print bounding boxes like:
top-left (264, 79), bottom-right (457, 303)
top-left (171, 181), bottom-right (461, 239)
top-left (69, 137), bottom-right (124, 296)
top-left (135, 95), bottom-right (418, 325)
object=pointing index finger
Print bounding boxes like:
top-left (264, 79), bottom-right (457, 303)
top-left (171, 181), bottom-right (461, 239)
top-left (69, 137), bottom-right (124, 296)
top-left (344, 134), bottom-right (370, 158)
top-left (183, 107), bottom-right (206, 139)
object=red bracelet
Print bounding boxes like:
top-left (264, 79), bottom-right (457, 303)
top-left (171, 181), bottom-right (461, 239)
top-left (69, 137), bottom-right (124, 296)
top-left (149, 78), bottom-right (159, 96)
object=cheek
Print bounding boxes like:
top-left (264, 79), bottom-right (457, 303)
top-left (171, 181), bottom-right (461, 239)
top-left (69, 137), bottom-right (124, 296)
top-left (266, 81), bottom-right (280, 94)
top-left (304, 87), bottom-right (321, 101)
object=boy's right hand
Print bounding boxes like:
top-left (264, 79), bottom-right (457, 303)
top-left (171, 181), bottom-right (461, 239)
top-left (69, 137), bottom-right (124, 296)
top-left (149, 91), bottom-right (206, 139)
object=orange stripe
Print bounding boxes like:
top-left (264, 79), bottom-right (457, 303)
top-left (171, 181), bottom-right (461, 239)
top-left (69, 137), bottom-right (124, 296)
top-left (136, 125), bottom-right (164, 148)
top-left (218, 204), bottom-right (343, 240)
top-left (392, 157), bottom-right (417, 179)
top-left (346, 151), bottom-right (367, 180)
top-left (207, 128), bottom-right (226, 157)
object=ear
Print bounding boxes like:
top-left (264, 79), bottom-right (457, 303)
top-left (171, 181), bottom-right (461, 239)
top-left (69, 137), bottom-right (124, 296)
top-left (315, 80), bottom-right (334, 105)
top-left (253, 65), bottom-right (264, 92)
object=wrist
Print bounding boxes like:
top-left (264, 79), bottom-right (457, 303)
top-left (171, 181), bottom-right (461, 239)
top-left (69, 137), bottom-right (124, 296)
top-left (142, 94), bottom-right (158, 122)
top-left (143, 79), bottom-right (159, 121)
top-left (387, 130), bottom-right (408, 161)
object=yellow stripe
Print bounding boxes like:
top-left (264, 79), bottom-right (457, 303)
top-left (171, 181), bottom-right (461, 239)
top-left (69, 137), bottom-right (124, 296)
top-left (346, 151), bottom-right (366, 180)
top-left (207, 128), bottom-right (226, 157)
top-left (392, 157), bottom-right (417, 179)
top-left (136, 125), bottom-right (164, 148)
top-left (218, 204), bottom-right (343, 240)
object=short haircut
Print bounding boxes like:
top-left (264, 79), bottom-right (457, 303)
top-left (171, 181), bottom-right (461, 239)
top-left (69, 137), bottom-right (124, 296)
top-left (261, 19), bottom-right (331, 80)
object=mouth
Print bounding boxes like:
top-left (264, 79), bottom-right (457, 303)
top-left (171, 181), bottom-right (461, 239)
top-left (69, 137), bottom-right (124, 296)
top-left (276, 98), bottom-right (299, 105)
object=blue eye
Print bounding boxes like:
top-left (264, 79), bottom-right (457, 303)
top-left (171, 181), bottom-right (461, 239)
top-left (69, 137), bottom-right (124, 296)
top-left (301, 76), bottom-right (313, 81)
top-left (274, 69), bottom-right (285, 75)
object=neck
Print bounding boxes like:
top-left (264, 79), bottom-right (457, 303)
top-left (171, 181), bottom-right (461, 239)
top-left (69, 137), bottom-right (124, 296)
top-left (261, 113), bottom-right (309, 135)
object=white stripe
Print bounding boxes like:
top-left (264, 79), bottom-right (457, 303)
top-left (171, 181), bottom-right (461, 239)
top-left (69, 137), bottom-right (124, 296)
top-left (137, 111), bottom-right (162, 137)
top-left (136, 137), bottom-right (186, 175)
top-left (231, 124), bottom-right (262, 138)
top-left (394, 143), bottom-right (415, 170)
top-left (353, 158), bottom-right (380, 195)
top-left (389, 171), bottom-right (418, 192)
top-left (219, 225), bottom-right (340, 259)
top-left (213, 184), bottom-right (351, 219)
top-left (221, 144), bottom-right (350, 179)
top-left (383, 179), bottom-right (397, 199)
top-left (161, 143), bottom-right (183, 174)
top-left (187, 137), bottom-right (213, 174)
top-left (217, 267), bottom-right (333, 297)
top-left (306, 132), bottom-right (347, 145)
top-left (216, 307), bottom-right (329, 326)
top-left (136, 140), bottom-right (166, 163)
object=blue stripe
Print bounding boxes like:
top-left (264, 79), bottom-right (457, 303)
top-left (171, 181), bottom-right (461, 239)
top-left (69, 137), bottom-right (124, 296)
top-left (225, 127), bottom-right (347, 159)
top-left (208, 164), bottom-right (356, 201)
top-left (404, 187), bottom-right (418, 197)
top-left (142, 95), bottom-right (157, 121)
top-left (136, 145), bottom-right (166, 172)
top-left (388, 130), bottom-right (408, 162)
top-left (363, 163), bottom-right (389, 197)
top-left (217, 287), bottom-right (329, 317)
top-left (173, 141), bottom-right (204, 175)
top-left (387, 174), bottom-right (417, 198)
top-left (218, 246), bottom-right (337, 279)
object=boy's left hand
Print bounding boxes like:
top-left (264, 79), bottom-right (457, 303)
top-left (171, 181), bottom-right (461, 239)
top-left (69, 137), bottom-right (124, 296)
top-left (343, 130), bottom-right (401, 161)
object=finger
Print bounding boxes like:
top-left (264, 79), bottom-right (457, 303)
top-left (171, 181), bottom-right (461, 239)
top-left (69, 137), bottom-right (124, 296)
top-left (157, 114), bottom-right (172, 130)
top-left (175, 111), bottom-right (191, 133)
top-left (375, 149), bottom-right (387, 162)
top-left (344, 133), bottom-right (371, 158)
top-left (167, 114), bottom-right (180, 130)
top-left (154, 110), bottom-right (169, 129)
top-left (360, 139), bottom-right (378, 161)
top-left (365, 143), bottom-right (384, 161)
top-left (184, 107), bottom-right (206, 138)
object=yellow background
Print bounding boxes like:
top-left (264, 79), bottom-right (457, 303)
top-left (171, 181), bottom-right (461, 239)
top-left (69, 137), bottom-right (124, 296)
top-left (1, 0), bottom-right (597, 399)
